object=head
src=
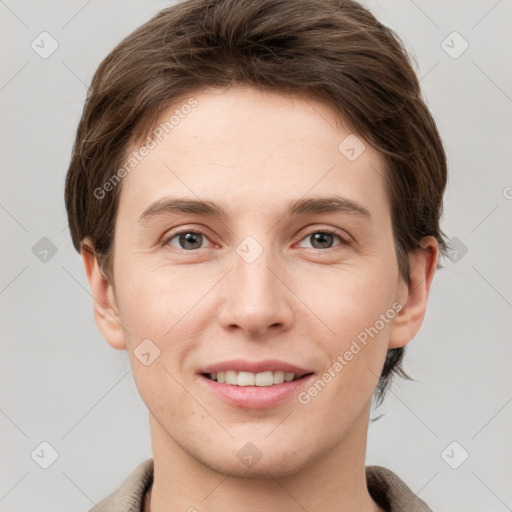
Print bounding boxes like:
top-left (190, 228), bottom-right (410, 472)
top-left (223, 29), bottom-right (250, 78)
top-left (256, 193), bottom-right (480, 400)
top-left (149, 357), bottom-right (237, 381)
top-left (65, 0), bottom-right (447, 476)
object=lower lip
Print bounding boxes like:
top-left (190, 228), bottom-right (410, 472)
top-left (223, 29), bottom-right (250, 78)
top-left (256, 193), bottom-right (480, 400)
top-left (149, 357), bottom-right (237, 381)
top-left (198, 374), bottom-right (315, 409)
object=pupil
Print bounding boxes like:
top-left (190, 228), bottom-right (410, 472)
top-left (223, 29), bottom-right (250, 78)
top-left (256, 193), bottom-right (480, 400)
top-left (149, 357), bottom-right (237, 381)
top-left (180, 232), bottom-right (202, 250)
top-left (177, 232), bottom-right (333, 250)
top-left (312, 232), bottom-right (333, 249)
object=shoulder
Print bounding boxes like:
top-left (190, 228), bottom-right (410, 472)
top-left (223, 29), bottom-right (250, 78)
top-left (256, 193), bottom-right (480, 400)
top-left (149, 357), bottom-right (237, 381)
top-left (366, 465), bottom-right (433, 512)
top-left (88, 458), bottom-right (154, 512)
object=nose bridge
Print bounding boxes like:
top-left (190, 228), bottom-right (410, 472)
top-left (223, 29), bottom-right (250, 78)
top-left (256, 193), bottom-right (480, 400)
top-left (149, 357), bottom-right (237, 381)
top-left (217, 234), bottom-right (293, 334)
top-left (236, 242), bottom-right (276, 295)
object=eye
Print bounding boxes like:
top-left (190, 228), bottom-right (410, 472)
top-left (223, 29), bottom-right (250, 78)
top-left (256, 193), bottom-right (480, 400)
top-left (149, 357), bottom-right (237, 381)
top-left (297, 228), bottom-right (349, 250)
top-left (162, 227), bottom-right (350, 252)
top-left (164, 230), bottom-right (211, 251)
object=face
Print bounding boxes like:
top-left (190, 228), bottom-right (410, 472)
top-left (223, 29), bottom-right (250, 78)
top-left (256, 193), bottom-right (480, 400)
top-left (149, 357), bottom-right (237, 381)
top-left (90, 85), bottom-right (425, 477)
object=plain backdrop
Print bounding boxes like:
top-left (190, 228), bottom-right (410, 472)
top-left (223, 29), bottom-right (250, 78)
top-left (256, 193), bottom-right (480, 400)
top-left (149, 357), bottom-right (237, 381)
top-left (1, 1), bottom-right (511, 511)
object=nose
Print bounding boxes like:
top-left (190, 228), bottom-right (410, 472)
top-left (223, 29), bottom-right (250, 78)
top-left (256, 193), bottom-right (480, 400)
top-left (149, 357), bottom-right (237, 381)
top-left (216, 244), bottom-right (294, 337)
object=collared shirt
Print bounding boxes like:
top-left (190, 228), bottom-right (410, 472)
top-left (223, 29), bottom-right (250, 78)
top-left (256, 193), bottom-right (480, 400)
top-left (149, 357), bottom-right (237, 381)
top-left (89, 458), bottom-right (432, 512)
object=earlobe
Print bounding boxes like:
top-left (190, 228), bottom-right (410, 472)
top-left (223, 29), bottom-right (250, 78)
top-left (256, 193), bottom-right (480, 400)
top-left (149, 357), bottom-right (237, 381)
top-left (388, 237), bottom-right (439, 349)
top-left (80, 238), bottom-right (127, 350)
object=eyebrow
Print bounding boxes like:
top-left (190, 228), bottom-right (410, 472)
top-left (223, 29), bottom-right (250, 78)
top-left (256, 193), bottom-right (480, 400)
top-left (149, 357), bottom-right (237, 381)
top-left (137, 195), bottom-right (371, 224)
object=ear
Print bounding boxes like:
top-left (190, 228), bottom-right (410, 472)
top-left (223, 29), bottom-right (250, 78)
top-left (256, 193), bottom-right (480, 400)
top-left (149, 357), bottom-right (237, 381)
top-left (388, 236), bottom-right (438, 349)
top-left (80, 237), bottom-right (127, 350)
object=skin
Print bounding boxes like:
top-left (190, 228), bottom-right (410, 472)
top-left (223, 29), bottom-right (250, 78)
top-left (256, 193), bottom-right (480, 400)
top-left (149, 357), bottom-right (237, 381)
top-left (82, 85), bottom-right (438, 512)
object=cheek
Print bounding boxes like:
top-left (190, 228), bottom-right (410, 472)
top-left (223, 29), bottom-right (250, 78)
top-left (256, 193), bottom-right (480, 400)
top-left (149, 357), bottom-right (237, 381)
top-left (114, 255), bottom-right (186, 324)
top-left (299, 306), bottom-right (395, 422)
top-left (117, 282), bottom-right (171, 341)
top-left (313, 262), bottom-right (398, 336)
top-left (299, 261), bottom-right (398, 389)
top-left (116, 270), bottom-right (201, 415)
top-left (114, 262), bottom-right (212, 378)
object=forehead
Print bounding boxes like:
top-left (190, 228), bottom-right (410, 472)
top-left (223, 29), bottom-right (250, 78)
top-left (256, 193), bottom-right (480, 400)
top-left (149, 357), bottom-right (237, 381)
top-left (117, 86), bottom-right (389, 221)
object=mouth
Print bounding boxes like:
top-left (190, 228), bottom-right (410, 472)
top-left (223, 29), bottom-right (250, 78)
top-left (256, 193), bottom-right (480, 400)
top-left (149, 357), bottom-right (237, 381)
top-left (197, 360), bottom-right (315, 409)
top-left (202, 370), bottom-right (311, 386)
top-left (198, 359), bottom-right (314, 386)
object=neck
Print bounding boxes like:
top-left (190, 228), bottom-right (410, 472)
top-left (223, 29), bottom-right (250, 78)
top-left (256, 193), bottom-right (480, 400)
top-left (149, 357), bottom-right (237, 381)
top-left (147, 406), bottom-right (382, 512)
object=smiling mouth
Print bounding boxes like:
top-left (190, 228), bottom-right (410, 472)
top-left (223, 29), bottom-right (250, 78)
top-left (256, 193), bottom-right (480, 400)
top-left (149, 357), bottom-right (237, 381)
top-left (203, 370), bottom-right (313, 387)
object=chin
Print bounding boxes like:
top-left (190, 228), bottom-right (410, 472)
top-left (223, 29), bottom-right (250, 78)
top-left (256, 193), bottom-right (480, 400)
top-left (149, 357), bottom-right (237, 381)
top-left (185, 430), bottom-right (320, 480)
top-left (199, 449), bottom-right (314, 480)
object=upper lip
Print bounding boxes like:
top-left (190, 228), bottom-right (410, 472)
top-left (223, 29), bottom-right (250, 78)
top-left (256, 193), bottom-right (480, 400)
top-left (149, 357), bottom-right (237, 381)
top-left (198, 359), bottom-right (313, 378)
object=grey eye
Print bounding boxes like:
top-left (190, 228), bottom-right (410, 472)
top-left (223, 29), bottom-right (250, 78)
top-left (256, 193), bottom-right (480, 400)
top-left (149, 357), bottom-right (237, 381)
top-left (168, 231), bottom-right (207, 250)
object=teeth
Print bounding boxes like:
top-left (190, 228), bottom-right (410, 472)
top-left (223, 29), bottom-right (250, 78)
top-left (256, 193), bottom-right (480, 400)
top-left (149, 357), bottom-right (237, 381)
top-left (209, 370), bottom-right (298, 386)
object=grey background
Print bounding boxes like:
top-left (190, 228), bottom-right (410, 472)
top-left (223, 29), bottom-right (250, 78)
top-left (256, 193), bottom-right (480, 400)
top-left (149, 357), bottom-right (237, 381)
top-left (1, 1), bottom-right (511, 510)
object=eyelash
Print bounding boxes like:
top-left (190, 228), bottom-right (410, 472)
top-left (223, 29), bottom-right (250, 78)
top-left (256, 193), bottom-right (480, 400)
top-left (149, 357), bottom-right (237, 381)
top-left (161, 227), bottom-right (351, 252)
top-left (300, 227), bottom-right (351, 245)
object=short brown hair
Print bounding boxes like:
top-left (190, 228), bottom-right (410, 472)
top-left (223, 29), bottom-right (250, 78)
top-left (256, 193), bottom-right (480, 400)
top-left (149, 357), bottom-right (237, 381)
top-left (65, 0), bottom-right (448, 404)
